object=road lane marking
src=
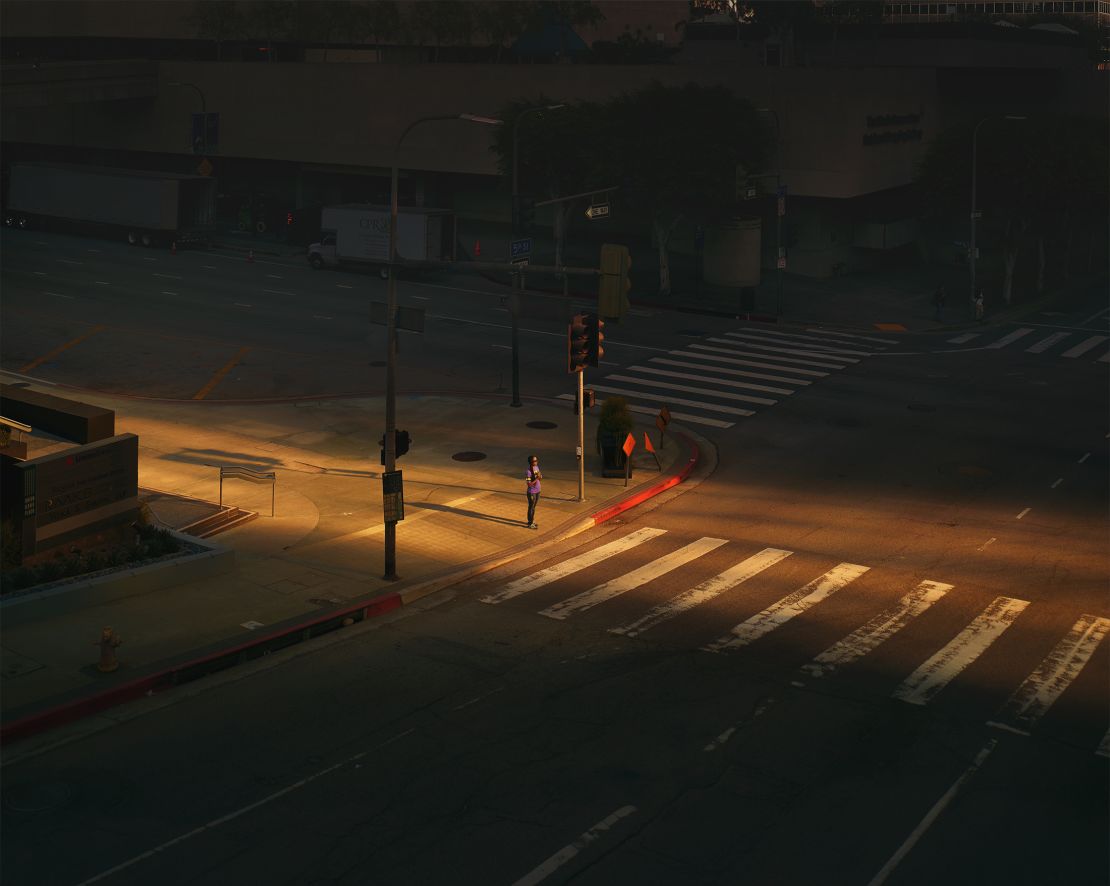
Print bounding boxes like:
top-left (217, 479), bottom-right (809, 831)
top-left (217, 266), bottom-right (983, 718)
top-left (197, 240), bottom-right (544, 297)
top-left (1078, 452), bottom-right (1090, 464)
top-left (683, 346), bottom-right (829, 377)
top-left (555, 394), bottom-right (734, 428)
top-left (58, 258), bottom-right (82, 265)
top-left (86, 248), bottom-right (100, 252)
top-left (481, 527), bottom-right (668, 604)
top-left (1025, 331), bottom-right (1068, 353)
top-left (947, 333), bottom-right (978, 344)
top-left (94, 280), bottom-right (109, 285)
top-left (234, 303), bottom-right (253, 307)
top-left (607, 373), bottom-right (778, 406)
top-left (611, 547), bottom-right (792, 638)
top-left (867, 740), bottom-right (996, 886)
top-left (263, 289), bottom-right (295, 296)
top-left (74, 728), bottom-right (416, 886)
top-left (705, 563), bottom-right (871, 653)
top-left (652, 356), bottom-right (812, 386)
top-left (412, 295), bottom-right (429, 299)
top-left (266, 274), bottom-right (283, 279)
top-left (735, 326), bottom-right (883, 351)
top-left (192, 346), bottom-right (251, 400)
top-left (725, 330), bottom-right (870, 357)
top-left (628, 364), bottom-right (794, 396)
top-left (336, 283), bottom-right (353, 288)
top-left (807, 327), bottom-right (900, 344)
top-left (893, 597), bottom-right (1029, 705)
top-left (201, 265), bottom-right (218, 270)
top-left (1050, 478), bottom-right (1063, 489)
top-left (19, 325), bottom-right (106, 373)
top-left (986, 327), bottom-right (1034, 348)
top-left (1016, 508), bottom-right (1030, 519)
top-left (803, 580), bottom-right (952, 678)
top-left (44, 291), bottom-right (73, 299)
top-left (313, 315), bottom-right (333, 320)
top-left (703, 696), bottom-right (774, 752)
top-left (540, 537), bottom-right (728, 620)
top-left (511, 805), bottom-right (637, 886)
top-left (1079, 305), bottom-right (1110, 326)
top-left (989, 613), bottom-right (1110, 733)
top-left (1099, 350), bottom-right (1110, 363)
top-left (153, 272), bottom-right (182, 279)
top-left (587, 383), bottom-right (756, 417)
top-left (707, 336), bottom-right (851, 367)
top-left (143, 256), bottom-right (156, 261)
top-left (32, 271), bottom-right (45, 276)
top-left (977, 537), bottom-right (997, 551)
top-left (1097, 728), bottom-right (1110, 759)
top-left (161, 291), bottom-right (177, 296)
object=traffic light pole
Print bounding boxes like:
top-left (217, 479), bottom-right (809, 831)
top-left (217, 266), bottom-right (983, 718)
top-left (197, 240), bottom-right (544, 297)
top-left (577, 369), bottom-right (585, 502)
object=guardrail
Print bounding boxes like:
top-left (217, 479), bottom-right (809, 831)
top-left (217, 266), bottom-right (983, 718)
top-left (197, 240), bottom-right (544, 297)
top-left (219, 465), bottom-right (276, 516)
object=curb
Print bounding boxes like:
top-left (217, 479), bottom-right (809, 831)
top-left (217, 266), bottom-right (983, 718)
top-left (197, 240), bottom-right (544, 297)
top-left (0, 430), bottom-right (702, 748)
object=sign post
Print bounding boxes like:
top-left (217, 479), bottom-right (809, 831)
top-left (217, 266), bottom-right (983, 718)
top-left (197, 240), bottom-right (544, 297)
top-left (577, 370), bottom-right (585, 502)
top-left (643, 432), bottom-right (661, 471)
top-left (655, 405), bottom-right (671, 449)
top-left (622, 432), bottom-right (636, 487)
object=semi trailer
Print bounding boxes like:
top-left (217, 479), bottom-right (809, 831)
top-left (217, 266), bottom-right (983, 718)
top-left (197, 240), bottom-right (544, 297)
top-left (307, 204), bottom-right (456, 277)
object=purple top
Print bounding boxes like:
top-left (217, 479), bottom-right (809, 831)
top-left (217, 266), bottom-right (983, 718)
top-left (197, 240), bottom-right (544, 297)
top-left (526, 464), bottom-right (541, 494)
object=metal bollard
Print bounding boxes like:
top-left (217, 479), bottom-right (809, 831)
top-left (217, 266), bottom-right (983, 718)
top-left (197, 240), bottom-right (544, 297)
top-left (96, 626), bottom-right (123, 673)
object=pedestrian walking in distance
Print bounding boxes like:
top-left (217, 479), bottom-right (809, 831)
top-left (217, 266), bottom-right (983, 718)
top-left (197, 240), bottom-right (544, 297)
top-left (933, 284), bottom-right (946, 322)
top-left (525, 455), bottom-right (542, 529)
top-left (974, 290), bottom-right (985, 322)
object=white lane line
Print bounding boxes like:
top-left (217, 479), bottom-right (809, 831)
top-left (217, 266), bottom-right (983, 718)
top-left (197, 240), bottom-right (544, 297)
top-left (986, 327), bottom-right (1034, 349)
top-left (611, 547), bottom-right (792, 638)
top-left (703, 696), bottom-right (774, 753)
top-left (161, 291), bottom-right (177, 296)
top-left (1079, 305), bottom-right (1110, 326)
top-left (807, 327), bottom-right (900, 345)
top-left (587, 384), bottom-right (756, 418)
top-left (1098, 351), bottom-right (1110, 363)
top-left (703, 727), bottom-right (737, 752)
top-left (412, 295), bottom-right (429, 300)
top-left (266, 274), bottom-right (283, 279)
top-left (58, 258), bottom-right (82, 265)
top-left (1025, 331), bottom-right (1068, 353)
top-left (554, 395), bottom-right (735, 429)
top-left (94, 281), bottom-right (109, 285)
top-left (481, 527), bottom-right (668, 604)
top-left (990, 614), bottom-right (1110, 733)
top-left (153, 272), bottom-right (182, 280)
top-left (336, 283), bottom-right (353, 289)
top-left (1097, 728), bottom-right (1110, 759)
top-left (867, 740), bottom-right (997, 886)
top-left (511, 805), bottom-right (637, 886)
top-left (948, 333), bottom-right (979, 344)
top-left (263, 289), bottom-right (295, 296)
top-left (540, 537), bottom-right (729, 620)
top-left (313, 315), bottom-right (333, 320)
top-left (725, 330), bottom-right (871, 357)
top-left (1016, 507), bottom-right (1030, 520)
top-left (234, 303), bottom-right (253, 308)
top-left (74, 728), bottom-right (416, 886)
top-left (704, 563), bottom-right (871, 653)
top-left (893, 597), bottom-right (1029, 706)
top-left (86, 248), bottom-right (101, 253)
top-left (977, 537), bottom-right (996, 551)
top-left (32, 271), bottom-right (46, 276)
top-left (803, 580), bottom-right (952, 678)
top-left (201, 265), bottom-right (218, 270)
top-left (492, 344), bottom-right (511, 350)
top-left (707, 337), bottom-right (851, 367)
top-left (607, 373), bottom-right (777, 407)
top-left (143, 257), bottom-right (156, 262)
top-left (44, 292), bottom-right (73, 299)
top-left (630, 364), bottom-right (794, 395)
top-left (1078, 452), bottom-right (1090, 464)
top-left (1050, 478), bottom-right (1063, 489)
top-left (653, 356), bottom-right (812, 386)
top-left (685, 345), bottom-right (829, 377)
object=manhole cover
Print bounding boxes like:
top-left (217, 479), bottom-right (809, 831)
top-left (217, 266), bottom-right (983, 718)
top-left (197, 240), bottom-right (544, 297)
top-left (369, 360), bottom-right (386, 368)
top-left (3, 781), bottom-right (74, 813)
top-left (526, 421), bottom-right (558, 430)
top-left (907, 403), bottom-right (936, 412)
top-left (452, 451), bottom-right (487, 462)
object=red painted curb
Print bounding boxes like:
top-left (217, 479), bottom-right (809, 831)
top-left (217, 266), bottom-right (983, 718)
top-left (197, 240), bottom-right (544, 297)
top-left (0, 592), bottom-right (403, 747)
top-left (591, 432), bottom-right (699, 526)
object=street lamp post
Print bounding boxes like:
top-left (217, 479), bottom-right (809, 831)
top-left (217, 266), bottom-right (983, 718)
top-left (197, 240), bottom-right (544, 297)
top-left (757, 107), bottom-right (783, 317)
top-left (510, 103), bottom-right (565, 408)
top-left (970, 115), bottom-right (1026, 314)
top-left (384, 113), bottom-right (501, 580)
top-left (168, 80), bottom-right (207, 153)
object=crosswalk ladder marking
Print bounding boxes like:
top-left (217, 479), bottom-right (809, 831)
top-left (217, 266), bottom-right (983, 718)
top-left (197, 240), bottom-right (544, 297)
top-left (986, 327), bottom-right (1034, 349)
top-left (803, 580), bottom-right (952, 678)
top-left (807, 327), bottom-right (900, 345)
top-left (631, 364), bottom-right (795, 395)
top-left (733, 326), bottom-right (885, 351)
top-left (685, 345), bottom-right (830, 377)
top-left (480, 527), bottom-right (668, 604)
top-left (724, 330), bottom-right (871, 357)
top-left (610, 547), bottom-right (793, 638)
top-left (588, 383), bottom-right (756, 417)
top-left (555, 394), bottom-right (735, 429)
top-left (1061, 335), bottom-right (1107, 358)
top-left (707, 337), bottom-right (851, 368)
top-left (652, 356), bottom-right (812, 386)
top-left (892, 596), bottom-right (1029, 706)
top-left (1025, 331), bottom-right (1068, 353)
top-left (947, 333), bottom-right (979, 344)
top-left (607, 373), bottom-right (778, 406)
top-left (990, 613), bottom-right (1110, 733)
top-left (704, 562), bottom-right (871, 652)
top-left (539, 536), bottom-right (729, 620)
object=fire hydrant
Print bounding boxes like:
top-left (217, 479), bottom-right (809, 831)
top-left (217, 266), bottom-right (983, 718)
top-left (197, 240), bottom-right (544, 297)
top-left (96, 627), bottom-right (122, 673)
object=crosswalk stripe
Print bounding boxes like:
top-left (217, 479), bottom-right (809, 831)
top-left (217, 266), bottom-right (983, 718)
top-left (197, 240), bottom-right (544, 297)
top-left (1026, 332), bottom-right (1069, 353)
top-left (539, 536), bottom-right (729, 620)
top-left (947, 333), bottom-right (979, 344)
top-left (610, 547), bottom-right (793, 639)
top-left (709, 336), bottom-right (856, 366)
top-left (628, 364), bottom-right (795, 396)
top-left (807, 327), bottom-right (899, 345)
top-left (1098, 351), bottom-right (1110, 363)
top-left (479, 527), bottom-right (667, 604)
top-left (802, 580), bottom-right (952, 678)
top-left (606, 374), bottom-right (777, 407)
top-left (653, 356), bottom-right (812, 386)
top-left (725, 330), bottom-right (871, 357)
top-left (892, 596), bottom-right (1030, 706)
top-left (1097, 728), bottom-right (1110, 759)
top-left (704, 562), bottom-right (871, 653)
top-left (986, 327), bottom-right (1034, 349)
top-left (702, 340), bottom-right (846, 370)
top-left (989, 613), bottom-right (1110, 734)
top-left (555, 394), bottom-right (735, 429)
top-left (588, 384), bottom-right (756, 417)
top-left (736, 327), bottom-right (886, 351)
top-left (1061, 335), bottom-right (1107, 358)
top-left (682, 346), bottom-right (830, 377)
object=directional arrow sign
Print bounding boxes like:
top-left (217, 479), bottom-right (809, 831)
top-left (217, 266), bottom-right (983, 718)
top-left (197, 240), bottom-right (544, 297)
top-left (585, 203), bottom-right (610, 220)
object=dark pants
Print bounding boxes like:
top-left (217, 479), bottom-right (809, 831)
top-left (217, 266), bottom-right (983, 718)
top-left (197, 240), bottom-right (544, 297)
top-left (527, 492), bottom-right (540, 525)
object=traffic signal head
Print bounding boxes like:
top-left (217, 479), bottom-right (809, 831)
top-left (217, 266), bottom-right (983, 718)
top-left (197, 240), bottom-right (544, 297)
top-left (567, 313), bottom-right (588, 373)
top-left (585, 312), bottom-right (604, 367)
top-left (396, 429), bottom-right (411, 458)
top-left (598, 243), bottom-right (631, 321)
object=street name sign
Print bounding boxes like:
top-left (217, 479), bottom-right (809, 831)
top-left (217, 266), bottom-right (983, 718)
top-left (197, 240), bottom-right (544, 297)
top-left (511, 237), bottom-right (532, 258)
top-left (585, 203), bottom-right (610, 220)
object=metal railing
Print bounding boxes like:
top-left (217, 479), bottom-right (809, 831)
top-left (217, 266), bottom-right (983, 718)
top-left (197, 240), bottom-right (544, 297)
top-left (219, 465), bottom-right (276, 517)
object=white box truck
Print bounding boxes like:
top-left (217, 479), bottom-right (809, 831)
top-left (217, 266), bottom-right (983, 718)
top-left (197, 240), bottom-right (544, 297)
top-left (307, 204), bottom-right (456, 277)
top-left (3, 162), bottom-right (216, 247)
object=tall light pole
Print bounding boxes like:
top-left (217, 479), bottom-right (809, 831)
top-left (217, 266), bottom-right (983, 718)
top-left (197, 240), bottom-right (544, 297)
top-left (970, 114), bottom-right (1026, 313)
top-left (168, 80), bottom-right (207, 153)
top-left (509, 103), bottom-right (565, 408)
top-left (384, 112), bottom-right (501, 580)
top-left (757, 107), bottom-right (783, 317)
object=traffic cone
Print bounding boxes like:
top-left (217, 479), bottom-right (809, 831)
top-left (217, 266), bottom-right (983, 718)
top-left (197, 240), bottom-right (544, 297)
top-left (171, 241), bottom-right (177, 255)
top-left (247, 249), bottom-right (254, 263)
top-left (474, 239), bottom-right (481, 258)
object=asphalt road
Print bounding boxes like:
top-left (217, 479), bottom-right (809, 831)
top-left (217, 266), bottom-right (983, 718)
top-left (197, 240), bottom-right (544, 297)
top-left (2, 234), bottom-right (1106, 886)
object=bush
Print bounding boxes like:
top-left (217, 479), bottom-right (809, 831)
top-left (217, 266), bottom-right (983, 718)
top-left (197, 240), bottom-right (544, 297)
top-left (596, 396), bottom-right (635, 455)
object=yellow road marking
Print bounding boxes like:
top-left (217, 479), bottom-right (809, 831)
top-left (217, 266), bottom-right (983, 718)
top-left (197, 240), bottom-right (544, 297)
top-left (193, 346), bottom-right (251, 400)
top-left (19, 325), bottom-right (106, 373)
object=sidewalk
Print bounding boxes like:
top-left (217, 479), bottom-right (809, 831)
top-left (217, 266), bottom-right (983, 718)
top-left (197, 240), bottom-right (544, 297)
top-left (0, 385), bottom-right (702, 745)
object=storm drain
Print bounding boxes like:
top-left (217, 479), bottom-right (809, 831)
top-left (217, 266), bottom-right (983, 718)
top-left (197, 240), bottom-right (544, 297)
top-left (452, 451), bottom-right (487, 462)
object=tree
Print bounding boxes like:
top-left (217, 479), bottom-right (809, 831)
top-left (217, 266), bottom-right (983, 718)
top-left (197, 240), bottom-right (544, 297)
top-left (250, 1), bottom-right (292, 59)
top-left (602, 81), bottom-right (772, 296)
top-left (473, 1), bottom-right (535, 62)
top-left (187, 0), bottom-right (247, 60)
